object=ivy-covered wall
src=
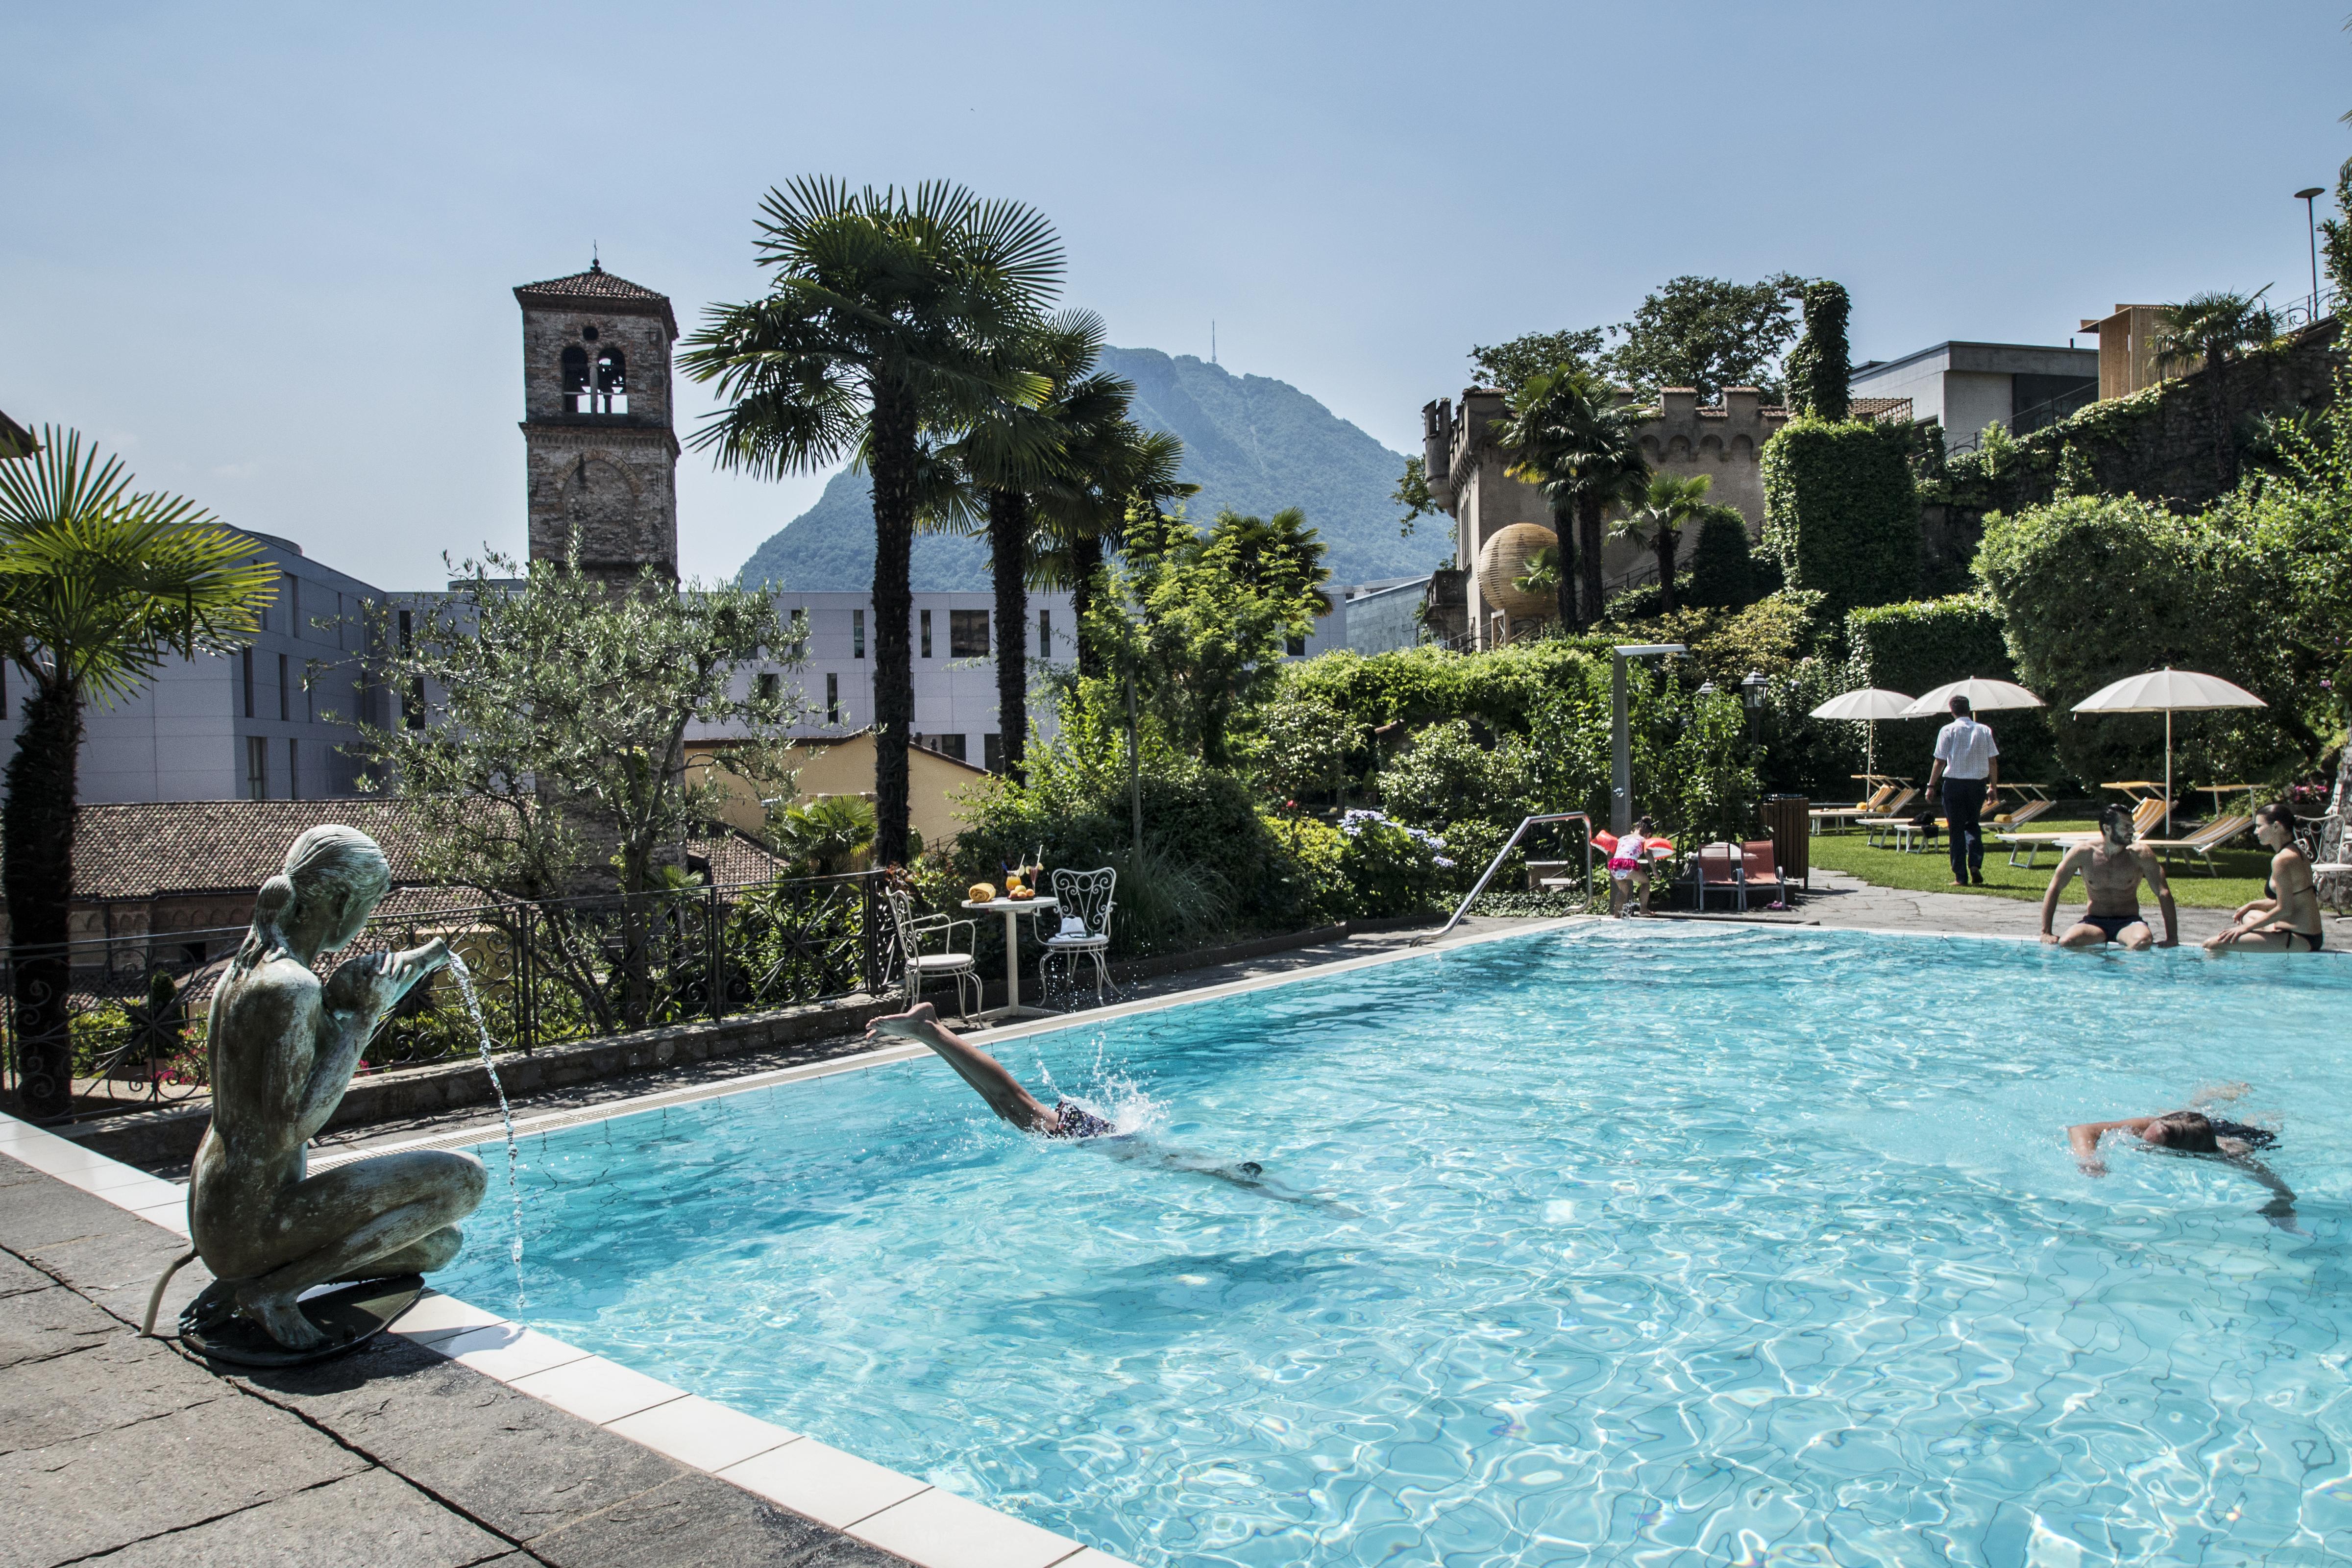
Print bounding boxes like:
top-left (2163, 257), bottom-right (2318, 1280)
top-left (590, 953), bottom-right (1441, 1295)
top-left (1842, 593), bottom-right (2062, 786)
top-left (1760, 416), bottom-right (1920, 630)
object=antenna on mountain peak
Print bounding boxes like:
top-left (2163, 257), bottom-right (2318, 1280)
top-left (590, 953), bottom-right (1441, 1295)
top-left (1211, 320), bottom-right (1217, 365)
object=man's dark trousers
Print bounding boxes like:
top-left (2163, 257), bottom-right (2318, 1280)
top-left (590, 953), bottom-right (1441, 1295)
top-left (1943, 778), bottom-right (1988, 882)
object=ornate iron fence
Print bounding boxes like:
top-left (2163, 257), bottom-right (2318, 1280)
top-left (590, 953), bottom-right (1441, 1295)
top-left (0, 872), bottom-right (904, 1124)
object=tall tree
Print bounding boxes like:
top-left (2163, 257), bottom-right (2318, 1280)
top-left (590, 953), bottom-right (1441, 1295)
top-left (1784, 281), bottom-right (1853, 420)
top-left (0, 431), bottom-right (276, 1118)
top-left (2152, 288), bottom-right (2279, 489)
top-left (1030, 425), bottom-right (1192, 680)
top-left (685, 178), bottom-right (1063, 864)
top-left (1493, 368), bottom-right (1651, 628)
top-left (1612, 471), bottom-right (1716, 611)
top-left (1469, 327), bottom-right (1606, 400)
top-left (1602, 274), bottom-right (1803, 401)
top-left (939, 310), bottom-right (1132, 784)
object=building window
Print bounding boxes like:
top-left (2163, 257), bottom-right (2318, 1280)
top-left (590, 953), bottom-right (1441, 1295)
top-left (404, 677), bottom-right (425, 730)
top-left (305, 660), bottom-right (317, 723)
top-left (1038, 608), bottom-right (1051, 657)
top-left (757, 671), bottom-right (780, 704)
top-left (949, 609), bottom-right (989, 658)
top-left (920, 609), bottom-right (932, 659)
top-left (242, 648), bottom-right (254, 718)
top-left (278, 653), bottom-right (291, 721)
top-left (245, 735), bottom-right (267, 800)
top-left (283, 573), bottom-right (300, 639)
top-left (921, 733), bottom-right (968, 762)
top-left (562, 344), bottom-right (589, 410)
top-left (852, 610), bottom-right (865, 659)
top-left (786, 609), bottom-right (807, 659)
top-left (287, 738), bottom-right (299, 801)
top-left (1286, 634), bottom-right (1307, 657)
top-left (983, 733), bottom-right (1003, 774)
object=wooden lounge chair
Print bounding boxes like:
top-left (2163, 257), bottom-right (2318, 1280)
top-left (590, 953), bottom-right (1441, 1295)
top-left (1811, 784), bottom-right (1898, 834)
top-left (2137, 814), bottom-right (2251, 875)
top-left (1854, 789), bottom-right (1921, 848)
top-left (2001, 797), bottom-right (2165, 869)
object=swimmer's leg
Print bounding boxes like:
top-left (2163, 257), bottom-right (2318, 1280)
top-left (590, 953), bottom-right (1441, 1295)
top-left (867, 1003), bottom-right (1055, 1132)
top-left (2057, 922), bottom-right (2110, 950)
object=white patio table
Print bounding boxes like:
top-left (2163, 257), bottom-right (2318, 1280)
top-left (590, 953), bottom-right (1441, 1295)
top-left (958, 895), bottom-right (1060, 1023)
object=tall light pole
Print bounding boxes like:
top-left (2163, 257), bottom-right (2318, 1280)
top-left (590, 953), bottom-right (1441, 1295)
top-left (2298, 187), bottom-right (2326, 315)
top-left (1611, 642), bottom-right (1685, 834)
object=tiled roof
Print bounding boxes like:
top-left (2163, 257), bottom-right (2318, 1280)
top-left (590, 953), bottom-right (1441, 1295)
top-left (44, 800), bottom-right (787, 903)
top-left (1851, 396), bottom-right (1915, 423)
top-left (513, 264), bottom-right (677, 334)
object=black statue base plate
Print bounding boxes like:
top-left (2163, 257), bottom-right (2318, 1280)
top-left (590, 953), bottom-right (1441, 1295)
top-left (181, 1274), bottom-right (425, 1368)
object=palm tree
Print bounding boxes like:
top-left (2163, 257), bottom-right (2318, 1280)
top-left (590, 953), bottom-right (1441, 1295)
top-left (1492, 367), bottom-right (1650, 628)
top-left (1611, 472), bottom-right (1715, 611)
top-left (1030, 424), bottom-right (1193, 679)
top-left (684, 178), bottom-right (1063, 864)
top-left (938, 310), bottom-right (1133, 784)
top-left (0, 431), bottom-right (276, 1118)
top-left (2151, 288), bottom-right (2278, 489)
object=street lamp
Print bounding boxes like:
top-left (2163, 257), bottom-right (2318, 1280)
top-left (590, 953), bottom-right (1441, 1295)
top-left (2298, 186), bottom-right (2327, 317)
top-left (1740, 670), bottom-right (1768, 744)
top-left (1611, 642), bottom-right (1685, 834)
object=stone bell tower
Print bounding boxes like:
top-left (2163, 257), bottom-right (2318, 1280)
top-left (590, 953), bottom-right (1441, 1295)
top-left (514, 261), bottom-right (680, 580)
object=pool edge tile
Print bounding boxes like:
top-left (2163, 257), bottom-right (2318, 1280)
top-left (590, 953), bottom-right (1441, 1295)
top-left (509, 1353), bottom-right (686, 1426)
top-left (847, 1484), bottom-right (1086, 1568)
top-left (435, 1323), bottom-right (593, 1381)
top-left (718, 1437), bottom-right (930, 1530)
top-left (603, 1393), bottom-right (800, 1472)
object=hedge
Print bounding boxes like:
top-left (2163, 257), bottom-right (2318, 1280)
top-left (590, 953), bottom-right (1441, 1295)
top-left (1760, 415), bottom-right (1920, 628)
top-left (1842, 593), bottom-right (2061, 787)
top-left (1687, 512), bottom-right (1761, 608)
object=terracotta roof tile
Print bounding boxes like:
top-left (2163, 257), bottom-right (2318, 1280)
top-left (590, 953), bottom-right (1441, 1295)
top-left (513, 264), bottom-right (677, 335)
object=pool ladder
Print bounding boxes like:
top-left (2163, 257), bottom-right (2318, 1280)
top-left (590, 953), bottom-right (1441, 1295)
top-left (1423, 812), bottom-right (1596, 942)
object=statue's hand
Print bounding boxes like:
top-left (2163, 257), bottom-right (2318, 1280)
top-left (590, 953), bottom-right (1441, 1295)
top-left (324, 939), bottom-right (452, 1015)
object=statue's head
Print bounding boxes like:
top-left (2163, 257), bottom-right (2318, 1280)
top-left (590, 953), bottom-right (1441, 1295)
top-left (246, 826), bottom-right (392, 960)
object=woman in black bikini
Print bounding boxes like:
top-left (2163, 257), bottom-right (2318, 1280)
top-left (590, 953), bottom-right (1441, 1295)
top-left (2205, 802), bottom-right (2328, 953)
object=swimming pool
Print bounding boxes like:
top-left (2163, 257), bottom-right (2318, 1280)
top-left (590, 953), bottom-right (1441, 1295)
top-left (441, 925), bottom-right (2352, 1566)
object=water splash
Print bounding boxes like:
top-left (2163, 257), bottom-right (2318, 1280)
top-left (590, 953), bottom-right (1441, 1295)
top-left (445, 953), bottom-right (524, 1304)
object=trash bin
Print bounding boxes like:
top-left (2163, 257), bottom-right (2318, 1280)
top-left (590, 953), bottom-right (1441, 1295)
top-left (1763, 795), bottom-right (1810, 891)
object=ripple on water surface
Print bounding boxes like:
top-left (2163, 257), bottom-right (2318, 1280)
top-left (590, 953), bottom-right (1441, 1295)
top-left (440, 925), bottom-right (2352, 1567)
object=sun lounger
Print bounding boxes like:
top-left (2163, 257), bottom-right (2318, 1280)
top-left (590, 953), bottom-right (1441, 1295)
top-left (1811, 784), bottom-right (1899, 834)
top-left (2136, 814), bottom-right (2251, 876)
top-left (1854, 789), bottom-right (1921, 848)
top-left (2000, 797), bottom-right (2165, 869)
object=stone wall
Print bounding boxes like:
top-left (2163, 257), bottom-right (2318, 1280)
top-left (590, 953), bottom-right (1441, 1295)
top-left (518, 299), bottom-right (679, 579)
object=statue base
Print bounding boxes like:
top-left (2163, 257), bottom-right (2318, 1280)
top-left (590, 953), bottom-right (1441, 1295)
top-left (181, 1274), bottom-right (426, 1368)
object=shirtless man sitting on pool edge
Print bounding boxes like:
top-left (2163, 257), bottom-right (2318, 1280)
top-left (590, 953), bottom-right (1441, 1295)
top-left (2039, 803), bottom-right (2177, 951)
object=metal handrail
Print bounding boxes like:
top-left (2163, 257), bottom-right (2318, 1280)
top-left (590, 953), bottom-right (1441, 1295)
top-left (1423, 811), bottom-right (1595, 941)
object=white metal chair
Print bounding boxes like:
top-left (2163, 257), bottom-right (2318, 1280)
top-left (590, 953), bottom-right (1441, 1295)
top-left (885, 888), bottom-right (980, 1018)
top-left (1040, 866), bottom-right (1117, 1005)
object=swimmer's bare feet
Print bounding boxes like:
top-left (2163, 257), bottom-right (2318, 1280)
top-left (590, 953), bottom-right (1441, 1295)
top-left (235, 1283), bottom-right (325, 1349)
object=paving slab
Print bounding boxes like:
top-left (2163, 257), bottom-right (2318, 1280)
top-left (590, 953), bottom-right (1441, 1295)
top-left (0, 1387), bottom-right (368, 1568)
top-left (0, 1330), bottom-right (224, 1458)
top-left (92, 1466), bottom-right (514, 1568)
top-left (0, 1283), bottom-right (121, 1370)
top-left (0, 1246), bottom-right (51, 1298)
top-left (529, 1470), bottom-right (908, 1568)
top-left (231, 1344), bottom-right (686, 1545)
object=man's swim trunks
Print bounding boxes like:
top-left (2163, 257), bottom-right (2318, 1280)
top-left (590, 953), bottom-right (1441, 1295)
top-left (2083, 912), bottom-right (2142, 942)
top-left (1048, 1099), bottom-right (1115, 1139)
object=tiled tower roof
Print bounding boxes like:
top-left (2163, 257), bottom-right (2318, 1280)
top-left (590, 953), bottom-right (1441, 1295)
top-left (513, 262), bottom-right (676, 336)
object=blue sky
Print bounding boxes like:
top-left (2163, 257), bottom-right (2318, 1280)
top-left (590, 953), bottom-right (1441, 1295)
top-left (4, 1), bottom-right (2348, 588)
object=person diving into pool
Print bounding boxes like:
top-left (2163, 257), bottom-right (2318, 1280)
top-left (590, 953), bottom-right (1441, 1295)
top-left (2068, 1094), bottom-right (2298, 1229)
top-left (862, 1002), bottom-right (1340, 1208)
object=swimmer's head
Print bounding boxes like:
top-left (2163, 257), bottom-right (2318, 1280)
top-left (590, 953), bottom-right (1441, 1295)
top-left (2098, 803), bottom-right (2135, 845)
top-left (1238, 1161), bottom-right (1263, 1178)
top-left (2255, 800), bottom-right (2295, 847)
top-left (2143, 1111), bottom-right (2219, 1153)
top-left (1634, 816), bottom-right (1654, 835)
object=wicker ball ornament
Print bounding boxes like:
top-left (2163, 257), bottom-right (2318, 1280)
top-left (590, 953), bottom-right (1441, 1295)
top-left (1476, 522), bottom-right (1561, 623)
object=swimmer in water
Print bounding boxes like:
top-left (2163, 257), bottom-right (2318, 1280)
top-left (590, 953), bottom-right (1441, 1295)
top-left (862, 1003), bottom-right (1325, 1203)
top-left (2068, 1094), bottom-right (2298, 1228)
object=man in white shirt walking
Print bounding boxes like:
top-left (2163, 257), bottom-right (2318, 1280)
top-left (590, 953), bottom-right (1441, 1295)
top-left (1923, 695), bottom-right (2001, 886)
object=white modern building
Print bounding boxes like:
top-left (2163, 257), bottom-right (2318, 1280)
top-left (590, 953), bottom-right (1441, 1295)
top-left (1850, 341), bottom-right (2099, 451)
top-left (0, 529), bottom-right (389, 805)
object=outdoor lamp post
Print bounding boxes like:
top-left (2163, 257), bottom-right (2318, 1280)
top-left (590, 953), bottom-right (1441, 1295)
top-left (2299, 187), bottom-right (2327, 316)
top-left (1611, 642), bottom-right (1686, 835)
top-left (1740, 670), bottom-right (1768, 744)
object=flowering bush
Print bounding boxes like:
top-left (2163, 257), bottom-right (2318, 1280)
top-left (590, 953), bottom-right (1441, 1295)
top-left (1338, 809), bottom-right (1454, 917)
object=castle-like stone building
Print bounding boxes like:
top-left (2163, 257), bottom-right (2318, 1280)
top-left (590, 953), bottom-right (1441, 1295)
top-left (1419, 386), bottom-right (1795, 648)
top-left (514, 263), bottom-right (680, 579)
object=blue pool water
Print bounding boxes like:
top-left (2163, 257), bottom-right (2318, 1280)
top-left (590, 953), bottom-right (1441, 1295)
top-left (441, 926), bottom-right (2352, 1566)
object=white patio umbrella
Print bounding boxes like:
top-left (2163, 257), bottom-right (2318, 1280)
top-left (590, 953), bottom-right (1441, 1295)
top-left (1898, 677), bottom-right (2047, 718)
top-left (1808, 686), bottom-right (1915, 783)
top-left (2071, 667), bottom-right (2267, 834)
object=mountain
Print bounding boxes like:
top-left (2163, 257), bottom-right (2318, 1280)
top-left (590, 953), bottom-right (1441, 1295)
top-left (733, 346), bottom-right (1449, 591)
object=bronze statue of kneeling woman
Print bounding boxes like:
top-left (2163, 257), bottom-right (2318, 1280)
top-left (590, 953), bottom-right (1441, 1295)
top-left (164, 826), bottom-right (486, 1355)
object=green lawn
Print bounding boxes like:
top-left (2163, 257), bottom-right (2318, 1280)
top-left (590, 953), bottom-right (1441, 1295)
top-left (1804, 818), bottom-right (2268, 909)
